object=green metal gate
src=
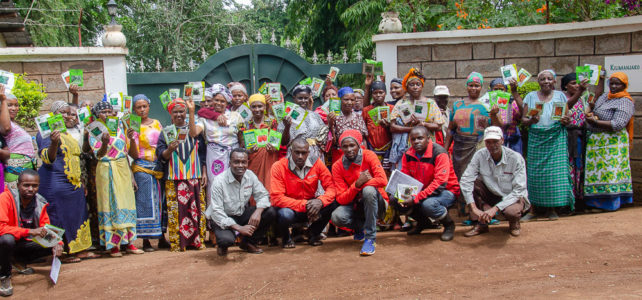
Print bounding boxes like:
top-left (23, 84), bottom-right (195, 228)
top-left (127, 44), bottom-right (363, 124)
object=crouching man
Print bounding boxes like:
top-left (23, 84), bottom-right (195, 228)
top-left (206, 149), bottom-right (276, 256)
top-left (460, 126), bottom-right (530, 237)
top-left (0, 170), bottom-right (63, 297)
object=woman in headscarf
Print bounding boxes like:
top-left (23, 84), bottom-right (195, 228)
top-left (328, 87), bottom-right (368, 164)
top-left (561, 72), bottom-right (601, 211)
top-left (88, 101), bottom-right (143, 257)
top-left (0, 85), bottom-right (36, 190)
top-left (583, 72), bottom-right (634, 212)
top-left (229, 82), bottom-right (249, 111)
top-left (362, 79), bottom-right (393, 171)
top-left (388, 78), bottom-right (405, 105)
top-left (390, 68), bottom-right (443, 170)
top-left (130, 94), bottom-right (169, 252)
top-left (479, 78), bottom-right (524, 154)
top-left (353, 89), bottom-right (365, 114)
top-left (36, 101), bottom-right (98, 262)
top-left (520, 70), bottom-right (576, 221)
top-left (189, 84), bottom-right (243, 188)
top-left (314, 80), bottom-right (339, 123)
top-left (239, 93), bottom-right (282, 190)
top-left (279, 85), bottom-right (328, 163)
top-left (157, 98), bottom-right (207, 251)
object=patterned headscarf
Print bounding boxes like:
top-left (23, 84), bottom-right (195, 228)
top-left (292, 84), bottom-right (312, 96)
top-left (401, 68), bottom-right (425, 91)
top-left (338, 87), bottom-right (354, 99)
top-left (353, 89), bottom-right (365, 97)
top-left (50, 100), bottom-right (69, 114)
top-left (92, 100), bottom-right (112, 116)
top-left (489, 78), bottom-right (506, 90)
top-left (208, 84), bottom-right (232, 103)
top-left (466, 72), bottom-right (484, 86)
top-left (133, 94), bottom-right (150, 104)
top-left (167, 98), bottom-right (186, 113)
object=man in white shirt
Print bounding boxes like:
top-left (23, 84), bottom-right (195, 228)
top-left (459, 126), bottom-right (530, 237)
top-left (206, 148), bottom-right (276, 256)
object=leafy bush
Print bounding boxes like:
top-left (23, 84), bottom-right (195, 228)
top-left (12, 74), bottom-right (47, 129)
top-left (516, 81), bottom-right (540, 99)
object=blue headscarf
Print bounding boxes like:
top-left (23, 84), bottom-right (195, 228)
top-left (133, 94), bottom-right (150, 104)
top-left (337, 87), bottom-right (354, 99)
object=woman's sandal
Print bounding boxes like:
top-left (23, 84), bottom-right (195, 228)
top-left (77, 252), bottom-right (100, 260)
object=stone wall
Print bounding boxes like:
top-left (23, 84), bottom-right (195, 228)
top-left (0, 60), bottom-right (106, 116)
top-left (374, 16), bottom-right (642, 203)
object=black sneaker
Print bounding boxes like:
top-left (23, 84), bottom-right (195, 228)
top-left (0, 276), bottom-right (12, 297)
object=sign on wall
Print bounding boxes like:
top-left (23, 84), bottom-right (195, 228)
top-left (605, 55), bottom-right (642, 93)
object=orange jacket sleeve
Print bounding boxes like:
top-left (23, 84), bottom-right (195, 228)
top-left (316, 162), bottom-right (336, 207)
top-left (415, 152), bottom-right (450, 203)
top-left (333, 162), bottom-right (360, 206)
top-left (362, 151), bottom-right (388, 190)
top-left (269, 161), bottom-right (306, 212)
top-left (0, 191), bottom-right (29, 239)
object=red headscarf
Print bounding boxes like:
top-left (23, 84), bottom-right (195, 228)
top-left (167, 98), bottom-right (186, 113)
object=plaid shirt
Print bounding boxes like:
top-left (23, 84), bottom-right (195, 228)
top-left (588, 94), bottom-right (634, 132)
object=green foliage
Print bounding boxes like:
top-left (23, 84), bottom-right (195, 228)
top-left (516, 81), bottom-right (541, 99)
top-left (12, 74), bottom-right (47, 129)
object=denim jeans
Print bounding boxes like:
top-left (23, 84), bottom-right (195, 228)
top-left (331, 186), bottom-right (385, 240)
top-left (276, 202), bottom-right (338, 241)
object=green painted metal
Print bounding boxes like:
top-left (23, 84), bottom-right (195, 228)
top-left (127, 44), bottom-right (362, 124)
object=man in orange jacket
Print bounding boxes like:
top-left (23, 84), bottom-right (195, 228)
top-left (331, 130), bottom-right (388, 256)
top-left (0, 170), bottom-right (63, 297)
top-left (270, 138), bottom-right (337, 248)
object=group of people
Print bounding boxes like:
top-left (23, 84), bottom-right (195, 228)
top-left (0, 63), bottom-right (635, 297)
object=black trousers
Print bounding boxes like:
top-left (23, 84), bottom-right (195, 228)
top-left (212, 206), bottom-right (276, 248)
top-left (276, 201), bottom-right (339, 241)
top-left (0, 234), bottom-right (51, 277)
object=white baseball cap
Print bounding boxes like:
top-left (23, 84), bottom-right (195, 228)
top-left (483, 126), bottom-right (503, 141)
top-left (433, 85), bottom-right (450, 96)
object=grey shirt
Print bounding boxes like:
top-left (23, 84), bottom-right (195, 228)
top-left (460, 146), bottom-right (530, 211)
top-left (205, 169), bottom-right (271, 229)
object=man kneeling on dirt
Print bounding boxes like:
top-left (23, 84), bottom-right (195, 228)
top-left (0, 170), bottom-right (63, 297)
top-left (460, 126), bottom-right (530, 237)
top-left (206, 148), bottom-right (276, 256)
top-left (270, 138), bottom-right (337, 249)
top-left (389, 126), bottom-right (460, 241)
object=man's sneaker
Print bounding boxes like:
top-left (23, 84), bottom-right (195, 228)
top-left (353, 230), bottom-right (365, 241)
top-left (0, 276), bottom-right (12, 297)
top-left (360, 239), bottom-right (376, 256)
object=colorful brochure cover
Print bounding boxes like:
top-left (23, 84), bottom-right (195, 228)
top-left (162, 124), bottom-right (178, 143)
top-left (47, 113), bottom-right (67, 134)
top-left (188, 81), bottom-right (205, 101)
top-left (551, 102), bottom-right (567, 121)
top-left (243, 129), bottom-right (257, 148)
top-left (35, 113), bottom-right (53, 138)
top-left (255, 128), bottom-right (269, 147)
top-left (500, 64), bottom-right (518, 85)
top-left (267, 83), bottom-right (281, 103)
top-left (77, 107), bottom-right (91, 125)
top-left (329, 97), bottom-right (341, 115)
top-left (69, 69), bottom-right (83, 86)
top-left (328, 66), bottom-right (340, 81)
top-left (105, 116), bottom-right (119, 136)
top-left (311, 77), bottom-right (324, 98)
top-left (268, 130), bottom-right (282, 150)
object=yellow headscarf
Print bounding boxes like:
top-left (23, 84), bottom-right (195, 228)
top-left (248, 93), bottom-right (266, 105)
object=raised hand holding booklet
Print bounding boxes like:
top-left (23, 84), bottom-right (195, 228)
top-left (329, 97), bottom-right (342, 115)
top-left (267, 83), bottom-right (281, 102)
top-left (328, 66), bottom-right (340, 81)
top-left (69, 69), bottom-right (84, 86)
top-left (584, 64), bottom-right (602, 85)
top-left (77, 107), bottom-right (91, 126)
top-left (311, 78), bottom-right (324, 98)
top-left (47, 113), bottom-right (67, 134)
top-left (188, 82), bottom-right (205, 101)
top-left (163, 124), bottom-right (178, 143)
top-left (35, 113), bottom-right (53, 138)
top-left (517, 68), bottom-right (532, 87)
top-left (500, 64), bottom-right (518, 85)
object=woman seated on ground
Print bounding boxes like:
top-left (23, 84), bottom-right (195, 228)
top-left (328, 87), bottom-right (368, 164)
top-left (520, 70), bottom-right (583, 221)
top-left (583, 72), bottom-right (634, 212)
top-left (157, 98), bottom-right (207, 251)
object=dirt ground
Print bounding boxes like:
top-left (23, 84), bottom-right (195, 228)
top-left (9, 206), bottom-right (642, 299)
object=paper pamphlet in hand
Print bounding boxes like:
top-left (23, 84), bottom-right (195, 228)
top-left (31, 224), bottom-right (65, 248)
top-left (108, 93), bottom-right (122, 112)
top-left (311, 78), bottom-right (324, 98)
top-left (385, 170), bottom-right (424, 196)
top-left (398, 102), bottom-right (413, 124)
top-left (69, 69), bottom-right (83, 86)
top-left (500, 64), bottom-right (518, 85)
top-left (288, 104), bottom-right (308, 129)
top-left (129, 114), bottom-right (141, 133)
top-left (87, 121), bottom-right (108, 140)
top-left (0, 70), bottom-right (14, 93)
top-left (329, 97), bottom-right (341, 115)
top-left (61, 71), bottom-right (71, 89)
top-left (237, 103), bottom-right (253, 122)
top-left (576, 65), bottom-right (592, 83)
top-left (243, 129), bottom-right (257, 148)
top-left (77, 107), bottom-right (91, 126)
top-left (177, 127), bottom-right (189, 143)
top-left (188, 81), bottom-right (205, 101)
top-left (378, 106), bottom-right (390, 122)
top-left (268, 130), bottom-right (282, 150)
top-left (272, 102), bottom-right (286, 122)
top-left (365, 59), bottom-right (383, 76)
top-left (159, 91), bottom-right (171, 110)
top-left (551, 102), bottom-right (567, 121)
top-left (267, 83), bottom-right (281, 102)
top-left (35, 113), bottom-right (54, 138)
top-left (50, 257), bottom-right (61, 285)
top-left (584, 64), bottom-right (602, 85)
top-left (368, 108), bottom-right (379, 124)
top-left (328, 66), bottom-right (340, 81)
top-left (122, 95), bottom-right (133, 113)
top-left (47, 113), bottom-right (67, 134)
top-left (169, 88), bottom-right (180, 100)
top-left (163, 124), bottom-right (178, 143)
top-left (255, 128), bottom-right (269, 147)
top-left (413, 101), bottom-right (430, 122)
top-left (105, 116), bottom-right (119, 136)
top-left (397, 184), bottom-right (420, 200)
top-left (258, 82), bottom-right (268, 94)
top-left (517, 68), bottom-right (532, 87)
top-left (489, 91), bottom-right (511, 110)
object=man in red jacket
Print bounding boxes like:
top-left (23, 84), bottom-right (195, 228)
top-left (0, 170), bottom-right (63, 297)
top-left (390, 126), bottom-right (460, 241)
top-left (270, 138), bottom-right (337, 248)
top-left (331, 130), bottom-right (388, 256)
